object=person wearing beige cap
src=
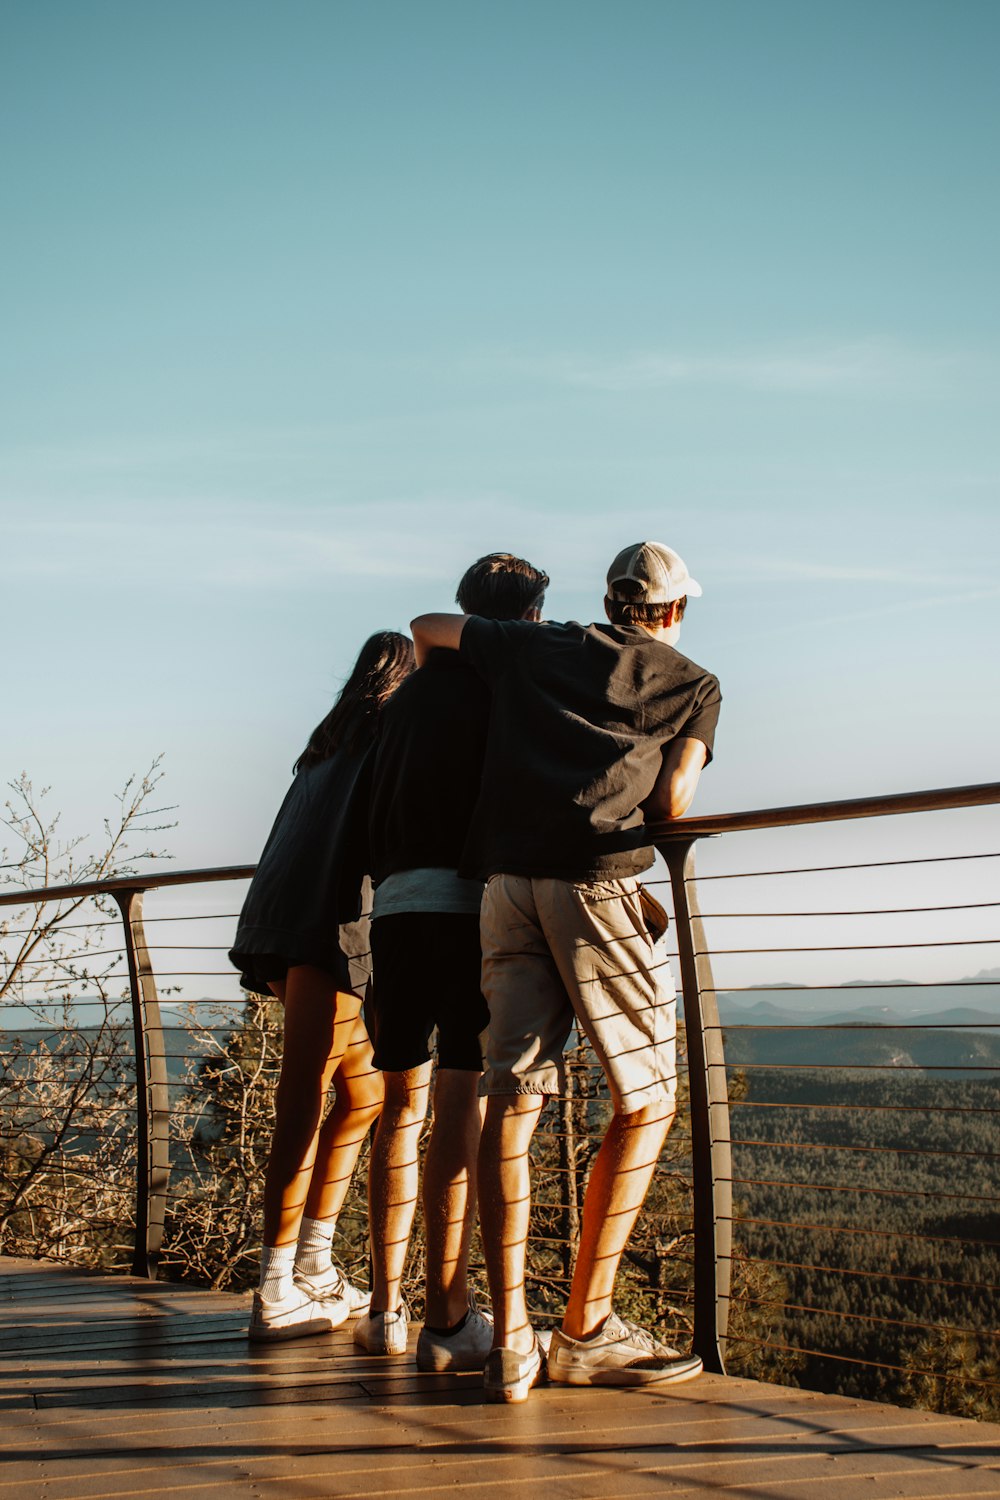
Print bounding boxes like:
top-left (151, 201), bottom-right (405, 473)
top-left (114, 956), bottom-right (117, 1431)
top-left (411, 540), bottom-right (721, 1401)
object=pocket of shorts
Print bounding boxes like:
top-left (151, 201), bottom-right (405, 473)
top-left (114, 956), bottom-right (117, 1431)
top-left (638, 884), bottom-right (669, 942)
top-left (575, 876), bottom-right (640, 905)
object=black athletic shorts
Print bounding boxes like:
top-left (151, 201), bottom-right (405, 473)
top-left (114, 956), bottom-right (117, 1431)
top-left (368, 912), bottom-right (488, 1072)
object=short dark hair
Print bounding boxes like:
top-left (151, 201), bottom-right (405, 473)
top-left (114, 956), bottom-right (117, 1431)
top-left (605, 584), bottom-right (687, 627)
top-left (456, 553), bottom-right (549, 620)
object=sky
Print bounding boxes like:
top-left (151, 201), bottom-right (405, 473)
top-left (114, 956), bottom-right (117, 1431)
top-left (2, 1), bottom-right (998, 994)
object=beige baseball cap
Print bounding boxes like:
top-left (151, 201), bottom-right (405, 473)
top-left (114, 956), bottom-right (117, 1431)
top-left (606, 541), bottom-right (702, 604)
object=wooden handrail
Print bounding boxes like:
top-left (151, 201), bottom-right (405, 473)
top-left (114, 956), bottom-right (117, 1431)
top-left (649, 781), bottom-right (1000, 842)
top-left (0, 864), bottom-right (255, 908)
top-left (4, 781), bottom-right (996, 911)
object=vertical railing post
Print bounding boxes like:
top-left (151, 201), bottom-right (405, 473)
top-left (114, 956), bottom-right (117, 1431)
top-left (114, 888), bottom-right (169, 1279)
top-left (659, 835), bottom-right (732, 1374)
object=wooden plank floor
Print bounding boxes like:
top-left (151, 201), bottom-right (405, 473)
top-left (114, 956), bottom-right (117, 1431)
top-left (1, 1258), bottom-right (998, 1499)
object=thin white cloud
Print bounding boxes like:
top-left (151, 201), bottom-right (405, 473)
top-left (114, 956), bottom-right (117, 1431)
top-left (733, 585), bottom-right (1000, 642)
top-left (4, 494), bottom-right (994, 601)
top-left (713, 557), bottom-right (949, 586)
top-left (3, 497), bottom-right (535, 590)
top-left (507, 341), bottom-right (984, 396)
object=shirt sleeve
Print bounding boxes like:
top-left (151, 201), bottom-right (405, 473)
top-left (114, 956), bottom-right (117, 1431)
top-left (681, 675), bottom-right (722, 764)
top-left (459, 616), bottom-right (531, 684)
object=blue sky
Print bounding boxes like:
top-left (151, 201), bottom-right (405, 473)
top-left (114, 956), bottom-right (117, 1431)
top-left (2, 0), bottom-right (998, 981)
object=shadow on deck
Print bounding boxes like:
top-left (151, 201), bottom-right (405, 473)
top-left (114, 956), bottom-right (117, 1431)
top-left (1, 1257), bottom-right (998, 1499)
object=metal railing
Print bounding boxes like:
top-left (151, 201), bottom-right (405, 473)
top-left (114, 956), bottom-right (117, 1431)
top-left (650, 780), bottom-right (1000, 1401)
top-left (1, 780), bottom-right (998, 1409)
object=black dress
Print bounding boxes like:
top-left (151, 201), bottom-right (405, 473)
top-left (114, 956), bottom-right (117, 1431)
top-left (229, 743), bottom-right (374, 998)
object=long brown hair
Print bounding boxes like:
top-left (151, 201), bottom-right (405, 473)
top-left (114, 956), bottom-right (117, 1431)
top-left (294, 631), bottom-right (415, 771)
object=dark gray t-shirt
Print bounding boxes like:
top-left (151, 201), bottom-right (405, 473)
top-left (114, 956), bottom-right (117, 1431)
top-left (459, 617), bottom-right (721, 881)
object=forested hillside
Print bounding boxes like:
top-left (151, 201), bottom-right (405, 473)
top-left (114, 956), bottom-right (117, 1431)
top-left (727, 1070), bottom-right (1000, 1418)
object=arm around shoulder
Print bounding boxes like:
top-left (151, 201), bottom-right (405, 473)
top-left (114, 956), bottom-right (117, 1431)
top-left (409, 613), bottom-right (471, 666)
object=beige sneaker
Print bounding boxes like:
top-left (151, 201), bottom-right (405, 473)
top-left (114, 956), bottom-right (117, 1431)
top-left (548, 1313), bottom-right (702, 1387)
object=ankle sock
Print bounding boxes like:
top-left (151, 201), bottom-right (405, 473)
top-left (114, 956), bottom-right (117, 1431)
top-left (425, 1308), bottom-right (471, 1338)
top-left (295, 1216), bottom-right (335, 1277)
top-left (259, 1243), bottom-right (297, 1302)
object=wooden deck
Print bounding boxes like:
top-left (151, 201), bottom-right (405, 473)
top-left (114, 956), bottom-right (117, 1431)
top-left (1, 1258), bottom-right (998, 1499)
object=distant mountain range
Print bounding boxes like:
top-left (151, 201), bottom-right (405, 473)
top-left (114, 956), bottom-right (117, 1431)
top-left (700, 968), bottom-right (1000, 1074)
top-left (4, 971), bottom-right (999, 1079)
top-left (719, 1017), bottom-right (1000, 1074)
top-left (709, 966), bottom-right (1000, 1030)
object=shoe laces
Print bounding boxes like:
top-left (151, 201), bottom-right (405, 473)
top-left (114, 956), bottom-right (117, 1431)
top-left (468, 1290), bottom-right (493, 1321)
top-left (298, 1265), bottom-right (345, 1290)
top-left (612, 1316), bottom-right (665, 1354)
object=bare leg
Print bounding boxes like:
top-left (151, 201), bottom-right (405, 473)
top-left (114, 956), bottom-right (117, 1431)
top-left (304, 1016), bottom-right (384, 1223)
top-left (478, 1092), bottom-right (546, 1355)
top-left (367, 1063), bottom-right (432, 1312)
top-left (422, 1069), bottom-right (486, 1327)
top-left (562, 1101), bottom-right (674, 1340)
top-left (261, 967), bottom-right (362, 1247)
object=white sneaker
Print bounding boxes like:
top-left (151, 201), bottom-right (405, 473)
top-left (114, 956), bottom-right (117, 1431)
top-left (548, 1313), bottom-right (703, 1387)
top-left (483, 1335), bottom-right (546, 1403)
top-left (294, 1266), bottom-right (372, 1319)
top-left (353, 1304), bottom-right (410, 1355)
top-left (247, 1282), bottom-right (350, 1343)
top-left (416, 1296), bottom-right (495, 1372)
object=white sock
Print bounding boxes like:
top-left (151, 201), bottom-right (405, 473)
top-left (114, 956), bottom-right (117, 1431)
top-left (295, 1216), bottom-right (336, 1277)
top-left (259, 1243), bottom-right (297, 1302)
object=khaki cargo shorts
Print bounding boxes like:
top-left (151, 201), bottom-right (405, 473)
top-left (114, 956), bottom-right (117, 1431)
top-left (479, 873), bottom-right (677, 1114)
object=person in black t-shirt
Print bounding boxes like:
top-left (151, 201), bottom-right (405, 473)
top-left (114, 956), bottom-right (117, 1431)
top-left (357, 553), bottom-right (549, 1369)
top-left (411, 541), bottom-right (721, 1401)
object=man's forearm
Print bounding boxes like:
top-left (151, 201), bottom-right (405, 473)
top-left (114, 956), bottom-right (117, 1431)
top-left (410, 612), bottom-right (470, 666)
top-left (642, 736), bottom-right (708, 822)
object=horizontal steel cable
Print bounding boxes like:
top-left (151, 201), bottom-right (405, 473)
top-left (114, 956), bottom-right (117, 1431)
top-left (725, 1250), bottom-right (1000, 1296)
top-left (731, 1213), bottom-right (999, 1250)
top-left (726, 1022), bottom-right (1000, 1032)
top-left (6, 950), bottom-right (128, 966)
top-left (728, 1175), bottom-right (1000, 1207)
top-left (0, 918), bottom-right (119, 937)
top-left (734, 1337), bottom-right (1000, 1389)
top-left (0, 909), bottom-right (239, 936)
top-left (729, 1060), bottom-right (1000, 1072)
top-left (699, 937), bottom-right (999, 954)
top-left (735, 1292), bottom-right (999, 1342)
top-left (692, 900), bottom-right (1000, 917)
top-left (141, 912), bottom-right (242, 924)
top-left (729, 1136), bottom-right (1000, 1162)
top-left (144, 944), bottom-right (241, 952)
top-left (691, 850), bottom-right (1000, 881)
top-left (718, 979), bottom-right (1000, 991)
top-left (734, 1098), bottom-right (1000, 1115)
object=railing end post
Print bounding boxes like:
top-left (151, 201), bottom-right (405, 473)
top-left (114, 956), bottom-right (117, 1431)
top-left (113, 886), bottom-right (167, 1283)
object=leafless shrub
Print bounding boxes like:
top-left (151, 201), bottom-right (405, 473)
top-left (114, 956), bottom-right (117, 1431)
top-left (0, 764), bottom-right (173, 1263)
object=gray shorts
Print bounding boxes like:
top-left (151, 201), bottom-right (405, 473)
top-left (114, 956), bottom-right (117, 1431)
top-left (479, 873), bottom-right (677, 1115)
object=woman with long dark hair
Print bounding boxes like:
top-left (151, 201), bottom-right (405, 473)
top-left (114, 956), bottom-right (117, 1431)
top-left (230, 630), bottom-right (415, 1340)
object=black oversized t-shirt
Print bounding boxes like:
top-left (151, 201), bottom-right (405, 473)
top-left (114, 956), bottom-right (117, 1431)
top-left (459, 617), bottom-right (721, 881)
top-left (369, 649), bottom-right (492, 886)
